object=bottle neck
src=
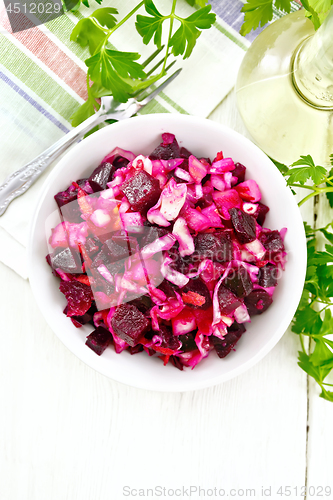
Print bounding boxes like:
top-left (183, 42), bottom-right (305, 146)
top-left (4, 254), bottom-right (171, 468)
top-left (292, 7), bottom-right (333, 109)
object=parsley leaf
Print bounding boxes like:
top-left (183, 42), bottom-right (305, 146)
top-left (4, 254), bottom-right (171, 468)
top-left (304, 222), bottom-right (315, 237)
top-left (240, 0), bottom-right (332, 34)
top-left (287, 155), bottom-right (326, 185)
top-left (320, 388), bottom-right (333, 402)
top-left (292, 308), bottom-right (322, 336)
top-left (240, 0), bottom-right (275, 36)
top-left (86, 49), bottom-right (145, 102)
top-left (70, 8), bottom-right (118, 55)
top-left (170, 6), bottom-right (216, 59)
top-left (298, 351), bottom-right (323, 384)
top-left (274, 0), bottom-right (292, 10)
top-left (310, 337), bottom-right (333, 366)
top-left (269, 157), bottom-right (290, 175)
top-left (185, 0), bottom-right (210, 6)
top-left (135, 0), bottom-right (165, 48)
top-left (70, 96), bottom-right (98, 127)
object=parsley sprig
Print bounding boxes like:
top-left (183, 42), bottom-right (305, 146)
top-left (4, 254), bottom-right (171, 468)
top-left (275, 155), bottom-right (333, 402)
top-left (240, 0), bottom-right (333, 36)
top-left (70, 0), bottom-right (215, 126)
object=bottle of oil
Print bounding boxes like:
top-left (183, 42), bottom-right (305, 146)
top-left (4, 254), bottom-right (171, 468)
top-left (236, 9), bottom-right (333, 167)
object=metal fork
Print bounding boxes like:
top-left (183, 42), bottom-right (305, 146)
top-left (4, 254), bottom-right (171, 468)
top-left (0, 56), bottom-right (181, 216)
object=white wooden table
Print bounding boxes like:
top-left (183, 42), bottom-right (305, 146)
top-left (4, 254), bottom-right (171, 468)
top-left (1, 91), bottom-right (332, 500)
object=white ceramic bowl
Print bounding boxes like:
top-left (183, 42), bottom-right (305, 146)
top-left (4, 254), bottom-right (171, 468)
top-left (28, 114), bottom-right (306, 392)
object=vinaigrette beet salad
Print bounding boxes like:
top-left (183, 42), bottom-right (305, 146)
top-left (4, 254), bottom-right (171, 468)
top-left (47, 133), bottom-right (287, 370)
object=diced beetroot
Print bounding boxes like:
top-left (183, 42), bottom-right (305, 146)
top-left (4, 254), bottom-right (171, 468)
top-left (149, 133), bottom-right (180, 160)
top-left (231, 162), bottom-right (246, 183)
top-left (113, 155), bottom-right (130, 170)
top-left (179, 332), bottom-right (197, 352)
top-left (85, 326), bottom-right (112, 355)
top-left (196, 193), bottom-right (214, 209)
top-left (229, 208), bottom-right (256, 244)
top-left (128, 344), bottom-right (144, 355)
top-left (229, 320), bottom-right (247, 336)
top-left (120, 170), bottom-right (161, 212)
top-left (256, 202), bottom-right (269, 226)
top-left (111, 304), bottom-right (150, 346)
top-left (169, 248), bottom-right (191, 275)
top-left (244, 289), bottom-right (273, 315)
top-left (169, 355), bottom-right (185, 370)
top-left (158, 324), bottom-right (182, 351)
top-left (68, 303), bottom-right (97, 328)
top-left (182, 278), bottom-right (212, 310)
top-left (157, 279), bottom-right (177, 298)
top-left (51, 247), bottom-right (82, 274)
top-left (88, 162), bottom-right (115, 192)
top-left (218, 285), bottom-right (243, 315)
top-left (84, 237), bottom-right (101, 258)
top-left (128, 295), bottom-right (153, 314)
top-left (103, 237), bottom-right (134, 262)
top-left (55, 179), bottom-right (92, 222)
top-left (213, 189), bottom-right (241, 219)
top-left (224, 265), bottom-right (253, 298)
top-left (194, 231), bottom-right (233, 263)
top-left (60, 280), bottom-right (93, 317)
top-left (54, 186), bottom-right (77, 209)
top-left (211, 322), bottom-right (246, 358)
top-left (140, 225), bottom-right (170, 247)
top-left (259, 230), bottom-right (284, 253)
top-left (180, 147), bottom-right (193, 159)
top-left (258, 264), bottom-right (278, 287)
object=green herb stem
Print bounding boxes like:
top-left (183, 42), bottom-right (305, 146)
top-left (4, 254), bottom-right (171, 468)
top-left (298, 186), bottom-right (333, 206)
top-left (108, 1), bottom-right (144, 36)
top-left (161, 0), bottom-right (178, 74)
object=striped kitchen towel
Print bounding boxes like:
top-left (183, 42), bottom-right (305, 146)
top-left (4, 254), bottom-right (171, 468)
top-left (0, 0), bottom-right (300, 278)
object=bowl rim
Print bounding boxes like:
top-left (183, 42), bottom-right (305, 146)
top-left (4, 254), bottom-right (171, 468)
top-left (28, 113), bottom-right (307, 392)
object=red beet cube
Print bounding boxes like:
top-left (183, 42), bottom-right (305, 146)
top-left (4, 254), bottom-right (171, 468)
top-left (211, 322), bottom-right (246, 358)
top-left (223, 265), bottom-right (253, 298)
top-left (231, 162), bottom-right (246, 184)
top-left (194, 231), bottom-right (233, 263)
top-left (88, 162), bottom-right (115, 192)
top-left (111, 304), bottom-right (150, 346)
top-left (229, 208), bottom-right (256, 244)
top-left (60, 280), bottom-right (93, 317)
top-left (149, 133), bottom-right (180, 160)
top-left (182, 278), bottom-right (212, 310)
top-left (244, 289), bottom-right (273, 315)
top-left (86, 326), bottom-right (112, 355)
top-left (120, 171), bottom-right (161, 212)
top-left (217, 285), bottom-right (242, 315)
top-left (259, 230), bottom-right (284, 253)
top-left (51, 247), bottom-right (82, 274)
top-left (256, 202), bottom-right (269, 226)
top-left (258, 264), bottom-right (278, 287)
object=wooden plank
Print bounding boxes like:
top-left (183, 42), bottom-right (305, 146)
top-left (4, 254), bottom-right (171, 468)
top-left (306, 193), bottom-right (333, 492)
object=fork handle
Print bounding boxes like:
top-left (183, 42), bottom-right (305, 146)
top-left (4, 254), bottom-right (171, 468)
top-left (0, 111), bottom-right (106, 216)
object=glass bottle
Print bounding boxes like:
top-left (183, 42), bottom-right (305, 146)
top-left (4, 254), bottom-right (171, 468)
top-left (236, 8), bottom-right (333, 167)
